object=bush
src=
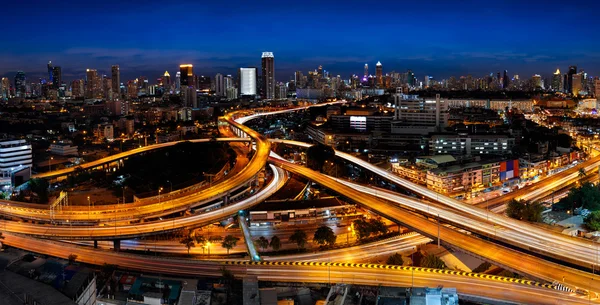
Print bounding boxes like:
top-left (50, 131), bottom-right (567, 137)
top-left (585, 211), bottom-right (600, 231)
top-left (386, 253), bottom-right (404, 266)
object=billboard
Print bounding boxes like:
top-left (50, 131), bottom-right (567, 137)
top-left (500, 159), bottom-right (519, 181)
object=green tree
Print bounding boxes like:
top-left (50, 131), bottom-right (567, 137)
top-left (68, 254), bottom-right (78, 265)
top-left (421, 254), bottom-right (446, 269)
top-left (313, 226), bottom-right (336, 247)
top-left (180, 236), bottom-right (195, 255)
top-left (506, 199), bottom-right (543, 222)
top-left (579, 168), bottom-right (587, 178)
top-left (194, 235), bottom-right (207, 247)
top-left (289, 230), bottom-right (307, 249)
top-left (369, 218), bottom-right (388, 236)
top-left (386, 253), bottom-right (404, 266)
top-left (255, 236), bottom-right (269, 252)
top-left (506, 199), bottom-right (525, 220)
top-left (209, 235), bottom-right (223, 243)
top-left (585, 211), bottom-right (600, 231)
top-left (269, 236), bottom-right (281, 251)
top-left (353, 219), bottom-right (373, 240)
top-left (221, 235), bottom-right (240, 254)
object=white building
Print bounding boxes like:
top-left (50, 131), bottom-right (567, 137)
top-left (0, 139), bottom-right (32, 187)
top-left (50, 143), bottom-right (79, 156)
top-left (391, 93), bottom-right (448, 134)
top-left (239, 67), bottom-right (257, 96)
top-left (429, 134), bottom-right (514, 156)
top-left (94, 123), bottom-right (114, 141)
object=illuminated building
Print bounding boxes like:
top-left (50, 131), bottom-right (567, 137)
top-left (552, 69), bottom-right (562, 91)
top-left (376, 61), bottom-right (383, 87)
top-left (85, 69), bottom-right (101, 98)
top-left (239, 67), bottom-right (257, 96)
top-left (215, 73), bottom-right (224, 96)
top-left (14, 71), bottom-right (26, 98)
top-left (179, 64), bottom-right (193, 86)
top-left (261, 52), bottom-right (275, 99)
top-left (364, 63), bottom-right (368, 77)
top-left (111, 65), bottom-right (120, 98)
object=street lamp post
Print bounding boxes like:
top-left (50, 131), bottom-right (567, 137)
top-left (158, 187), bottom-right (164, 212)
top-left (49, 156), bottom-right (54, 172)
top-left (87, 196), bottom-right (91, 220)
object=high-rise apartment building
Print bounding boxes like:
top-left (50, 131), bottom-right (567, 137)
top-left (364, 64), bottom-right (368, 77)
top-left (224, 75), bottom-right (234, 90)
top-left (572, 73), bottom-right (582, 95)
top-left (392, 94), bottom-right (448, 133)
top-left (376, 61), bottom-right (383, 87)
top-left (163, 71), bottom-right (171, 87)
top-left (127, 80), bottom-right (138, 99)
top-left (175, 72), bottom-right (181, 92)
top-left (103, 77), bottom-right (112, 100)
top-left (214, 73), bottom-right (224, 96)
top-left (71, 79), bottom-right (85, 98)
top-left (85, 69), bottom-right (100, 99)
top-left (261, 52), bottom-right (275, 99)
top-left (594, 79), bottom-right (600, 98)
top-left (111, 65), bottom-right (120, 98)
top-left (14, 71), bottom-right (26, 98)
top-left (531, 74), bottom-right (542, 89)
top-left (1, 77), bottom-right (10, 99)
top-left (552, 69), bottom-right (562, 91)
top-left (239, 67), bottom-right (257, 96)
top-left (180, 64), bottom-right (193, 86)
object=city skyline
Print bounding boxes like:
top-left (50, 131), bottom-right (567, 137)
top-left (1, 0), bottom-right (599, 81)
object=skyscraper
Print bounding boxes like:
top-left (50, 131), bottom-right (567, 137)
top-left (86, 69), bottom-right (99, 99)
top-left (239, 67), bottom-right (257, 96)
top-left (502, 70), bottom-right (509, 89)
top-left (364, 64), bottom-right (368, 77)
top-left (71, 79), bottom-right (85, 98)
top-left (567, 65), bottom-right (577, 94)
top-left (376, 61), bottom-right (383, 87)
top-left (572, 74), bottom-right (582, 95)
top-left (180, 64), bottom-right (193, 86)
top-left (0, 77), bottom-right (9, 99)
top-left (14, 71), bottom-right (26, 98)
top-left (163, 71), bottom-right (171, 86)
top-left (175, 72), bottom-right (181, 92)
top-left (47, 61), bottom-right (53, 83)
top-left (215, 73), bottom-right (224, 96)
top-left (261, 52), bottom-right (275, 99)
top-left (52, 66), bottom-right (61, 89)
top-left (552, 69), bottom-right (562, 92)
top-left (111, 65), bottom-right (120, 98)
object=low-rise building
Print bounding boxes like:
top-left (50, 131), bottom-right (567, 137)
top-left (50, 142), bottom-right (78, 156)
top-left (249, 197), bottom-right (354, 226)
top-left (0, 139), bottom-right (32, 187)
top-left (429, 133), bottom-right (514, 156)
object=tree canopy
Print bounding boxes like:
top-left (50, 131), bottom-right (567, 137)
top-left (555, 182), bottom-right (600, 212)
top-left (313, 226), bottom-right (336, 247)
top-left (289, 230), bottom-right (308, 249)
top-left (585, 211), bottom-right (600, 231)
top-left (506, 199), bottom-right (544, 222)
top-left (420, 254), bottom-right (447, 269)
top-left (386, 253), bottom-right (404, 266)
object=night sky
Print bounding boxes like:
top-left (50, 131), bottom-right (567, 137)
top-left (2, 0), bottom-right (599, 82)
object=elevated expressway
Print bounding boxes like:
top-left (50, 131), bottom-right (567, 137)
top-left (269, 156), bottom-right (600, 295)
top-left (270, 139), bottom-right (600, 272)
top-left (1, 229), bottom-right (593, 304)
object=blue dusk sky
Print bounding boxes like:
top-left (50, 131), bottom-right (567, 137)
top-left (2, 0), bottom-right (599, 82)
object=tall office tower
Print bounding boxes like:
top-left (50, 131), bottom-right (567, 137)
top-left (71, 79), bottom-right (84, 98)
top-left (364, 64), bottom-right (368, 77)
top-left (180, 64), bottom-right (193, 86)
top-left (239, 67), bottom-right (257, 96)
top-left (261, 52), bottom-right (275, 99)
top-left (85, 69), bottom-right (100, 98)
top-left (567, 65), bottom-right (577, 94)
top-left (51, 66), bottom-right (61, 89)
top-left (376, 61), bottom-right (383, 87)
top-left (317, 65), bottom-right (323, 77)
top-left (214, 73), bottom-right (224, 96)
top-left (47, 61), bottom-right (53, 83)
top-left (182, 86), bottom-right (197, 108)
top-left (572, 74), bottom-right (582, 95)
top-left (502, 70), bottom-right (509, 89)
top-left (14, 71), bottom-right (26, 98)
top-left (163, 71), bottom-right (171, 86)
top-left (552, 69), bottom-right (562, 91)
top-left (594, 79), bottom-right (600, 98)
top-left (111, 65), bottom-right (120, 98)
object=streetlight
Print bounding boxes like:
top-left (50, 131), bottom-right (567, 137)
top-left (347, 226), bottom-right (351, 244)
top-left (87, 196), bottom-right (91, 220)
top-left (206, 241), bottom-right (211, 256)
top-left (49, 156), bottom-right (54, 172)
top-left (167, 180), bottom-right (173, 193)
top-left (158, 187), bottom-right (164, 211)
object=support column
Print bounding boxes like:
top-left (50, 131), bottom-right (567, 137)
top-left (113, 240), bottom-right (121, 251)
top-left (93, 240), bottom-right (98, 248)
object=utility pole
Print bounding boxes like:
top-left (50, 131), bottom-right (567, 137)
top-left (437, 214), bottom-right (440, 249)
